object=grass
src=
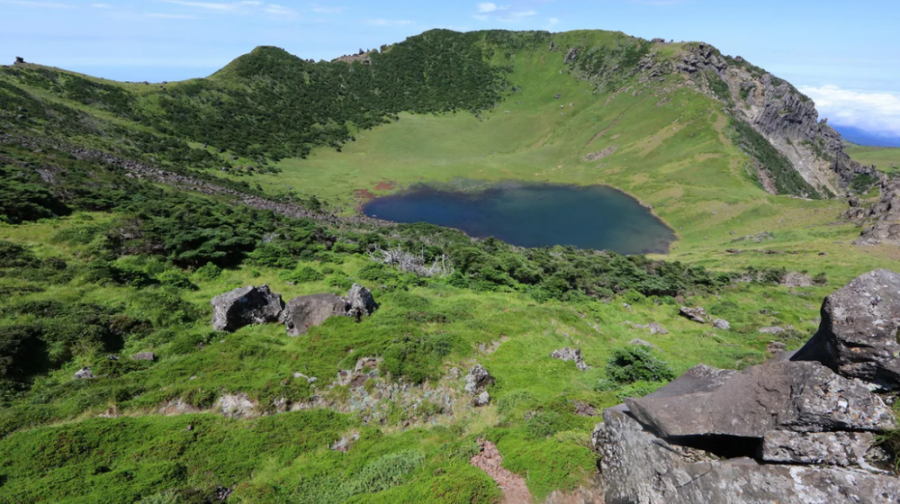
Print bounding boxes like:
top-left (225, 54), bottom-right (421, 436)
top-left (846, 142), bottom-right (900, 174)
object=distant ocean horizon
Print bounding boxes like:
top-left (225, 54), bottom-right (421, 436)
top-left (832, 125), bottom-right (900, 148)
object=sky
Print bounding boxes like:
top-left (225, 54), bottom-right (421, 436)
top-left (2, 0), bottom-right (899, 139)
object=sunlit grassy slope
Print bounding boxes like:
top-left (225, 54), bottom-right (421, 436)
top-left (846, 142), bottom-right (900, 174)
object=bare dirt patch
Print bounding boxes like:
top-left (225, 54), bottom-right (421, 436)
top-left (470, 440), bottom-right (533, 504)
top-left (374, 180), bottom-right (396, 191)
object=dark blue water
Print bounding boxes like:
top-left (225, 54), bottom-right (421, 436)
top-left (363, 182), bottom-right (676, 254)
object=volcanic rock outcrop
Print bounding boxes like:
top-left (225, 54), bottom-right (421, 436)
top-left (211, 285), bottom-right (284, 332)
top-left (595, 269), bottom-right (900, 504)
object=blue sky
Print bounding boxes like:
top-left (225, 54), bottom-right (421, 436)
top-left (2, 0), bottom-right (899, 138)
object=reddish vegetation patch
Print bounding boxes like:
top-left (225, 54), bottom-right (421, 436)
top-left (354, 189), bottom-right (376, 200)
top-left (470, 440), bottom-right (533, 504)
top-left (374, 180), bottom-right (396, 191)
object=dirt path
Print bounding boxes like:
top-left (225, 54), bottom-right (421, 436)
top-left (470, 440), bottom-right (533, 504)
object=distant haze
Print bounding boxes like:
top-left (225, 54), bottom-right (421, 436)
top-left (833, 126), bottom-right (900, 148)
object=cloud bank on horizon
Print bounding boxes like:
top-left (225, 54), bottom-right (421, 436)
top-left (800, 85), bottom-right (900, 139)
top-left (1, 0), bottom-right (899, 140)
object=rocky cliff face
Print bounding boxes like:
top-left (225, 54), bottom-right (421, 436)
top-left (660, 43), bottom-right (878, 197)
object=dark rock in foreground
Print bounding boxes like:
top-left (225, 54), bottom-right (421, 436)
top-left (211, 285), bottom-right (284, 332)
top-left (597, 270), bottom-right (900, 504)
top-left (625, 360), bottom-right (895, 438)
top-left (792, 269), bottom-right (900, 387)
top-left (596, 406), bottom-right (900, 504)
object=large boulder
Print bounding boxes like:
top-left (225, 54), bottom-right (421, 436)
top-left (280, 293), bottom-right (346, 336)
top-left (281, 284), bottom-right (379, 336)
top-left (596, 406), bottom-right (900, 504)
top-left (678, 306), bottom-right (710, 323)
top-left (343, 283), bottom-right (377, 320)
top-left (792, 269), bottom-right (900, 387)
top-left (625, 360), bottom-right (895, 439)
top-left (211, 285), bottom-right (284, 332)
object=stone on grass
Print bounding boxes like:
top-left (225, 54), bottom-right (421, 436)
top-left (132, 352), bottom-right (156, 361)
top-left (678, 306), bottom-right (710, 323)
top-left (465, 365), bottom-right (494, 406)
top-left (343, 283), bottom-right (377, 319)
top-left (211, 285), bottom-right (284, 332)
top-left (713, 318), bottom-right (730, 330)
top-left (280, 293), bottom-right (346, 336)
top-left (550, 347), bottom-right (590, 371)
top-left (74, 367), bottom-right (95, 380)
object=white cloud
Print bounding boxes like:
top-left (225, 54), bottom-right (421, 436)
top-left (264, 3), bottom-right (294, 15)
top-left (472, 2), bottom-right (536, 23)
top-left (365, 18), bottom-right (414, 26)
top-left (0, 0), bottom-right (75, 8)
top-left (159, 0), bottom-right (259, 11)
top-left (477, 2), bottom-right (500, 13)
top-left (799, 85), bottom-right (900, 137)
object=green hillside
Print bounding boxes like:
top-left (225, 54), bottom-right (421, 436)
top-left (846, 142), bottom-right (900, 174)
top-left (1, 29), bottom-right (898, 503)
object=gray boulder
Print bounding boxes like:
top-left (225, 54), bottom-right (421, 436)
top-left (132, 352), bottom-right (156, 361)
top-left (792, 269), bottom-right (900, 387)
top-left (465, 365), bottom-right (494, 406)
top-left (550, 347), bottom-right (590, 371)
top-left (281, 293), bottom-right (346, 336)
top-left (625, 361), bottom-right (895, 438)
top-left (343, 283), bottom-right (377, 320)
top-left (761, 430), bottom-right (877, 467)
top-left (74, 367), bottom-right (95, 380)
top-left (713, 318), bottom-right (731, 330)
top-left (211, 285), bottom-right (284, 332)
top-left (678, 306), bottom-right (710, 323)
top-left (596, 406), bottom-right (900, 504)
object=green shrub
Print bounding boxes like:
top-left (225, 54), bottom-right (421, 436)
top-left (605, 346), bottom-right (675, 384)
top-left (157, 270), bottom-right (197, 290)
top-left (280, 266), bottom-right (324, 284)
top-left (194, 262), bottom-right (222, 280)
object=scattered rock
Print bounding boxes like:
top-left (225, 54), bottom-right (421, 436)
top-left (330, 431), bottom-right (360, 452)
top-left (712, 318), bottom-right (730, 330)
top-left (280, 293), bottom-right (346, 336)
top-left (14, 56), bottom-right (25, 65)
top-left (465, 365), bottom-right (494, 406)
top-left (564, 48), bottom-right (577, 64)
top-left (211, 285), bottom-right (284, 332)
top-left (583, 145), bottom-right (618, 162)
top-left (343, 283), bottom-right (377, 320)
top-left (678, 306), bottom-right (710, 323)
top-left (354, 356), bottom-right (378, 373)
top-left (758, 326), bottom-right (787, 334)
top-left (781, 271), bottom-right (813, 287)
top-left (573, 400), bottom-right (597, 417)
top-left (132, 352), bottom-right (156, 361)
top-left (74, 367), bottom-right (95, 380)
top-left (766, 341), bottom-right (787, 354)
top-left (551, 347), bottom-right (590, 371)
top-left (793, 269), bottom-right (900, 387)
top-left (214, 393), bottom-right (256, 419)
top-left (628, 338), bottom-right (654, 348)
